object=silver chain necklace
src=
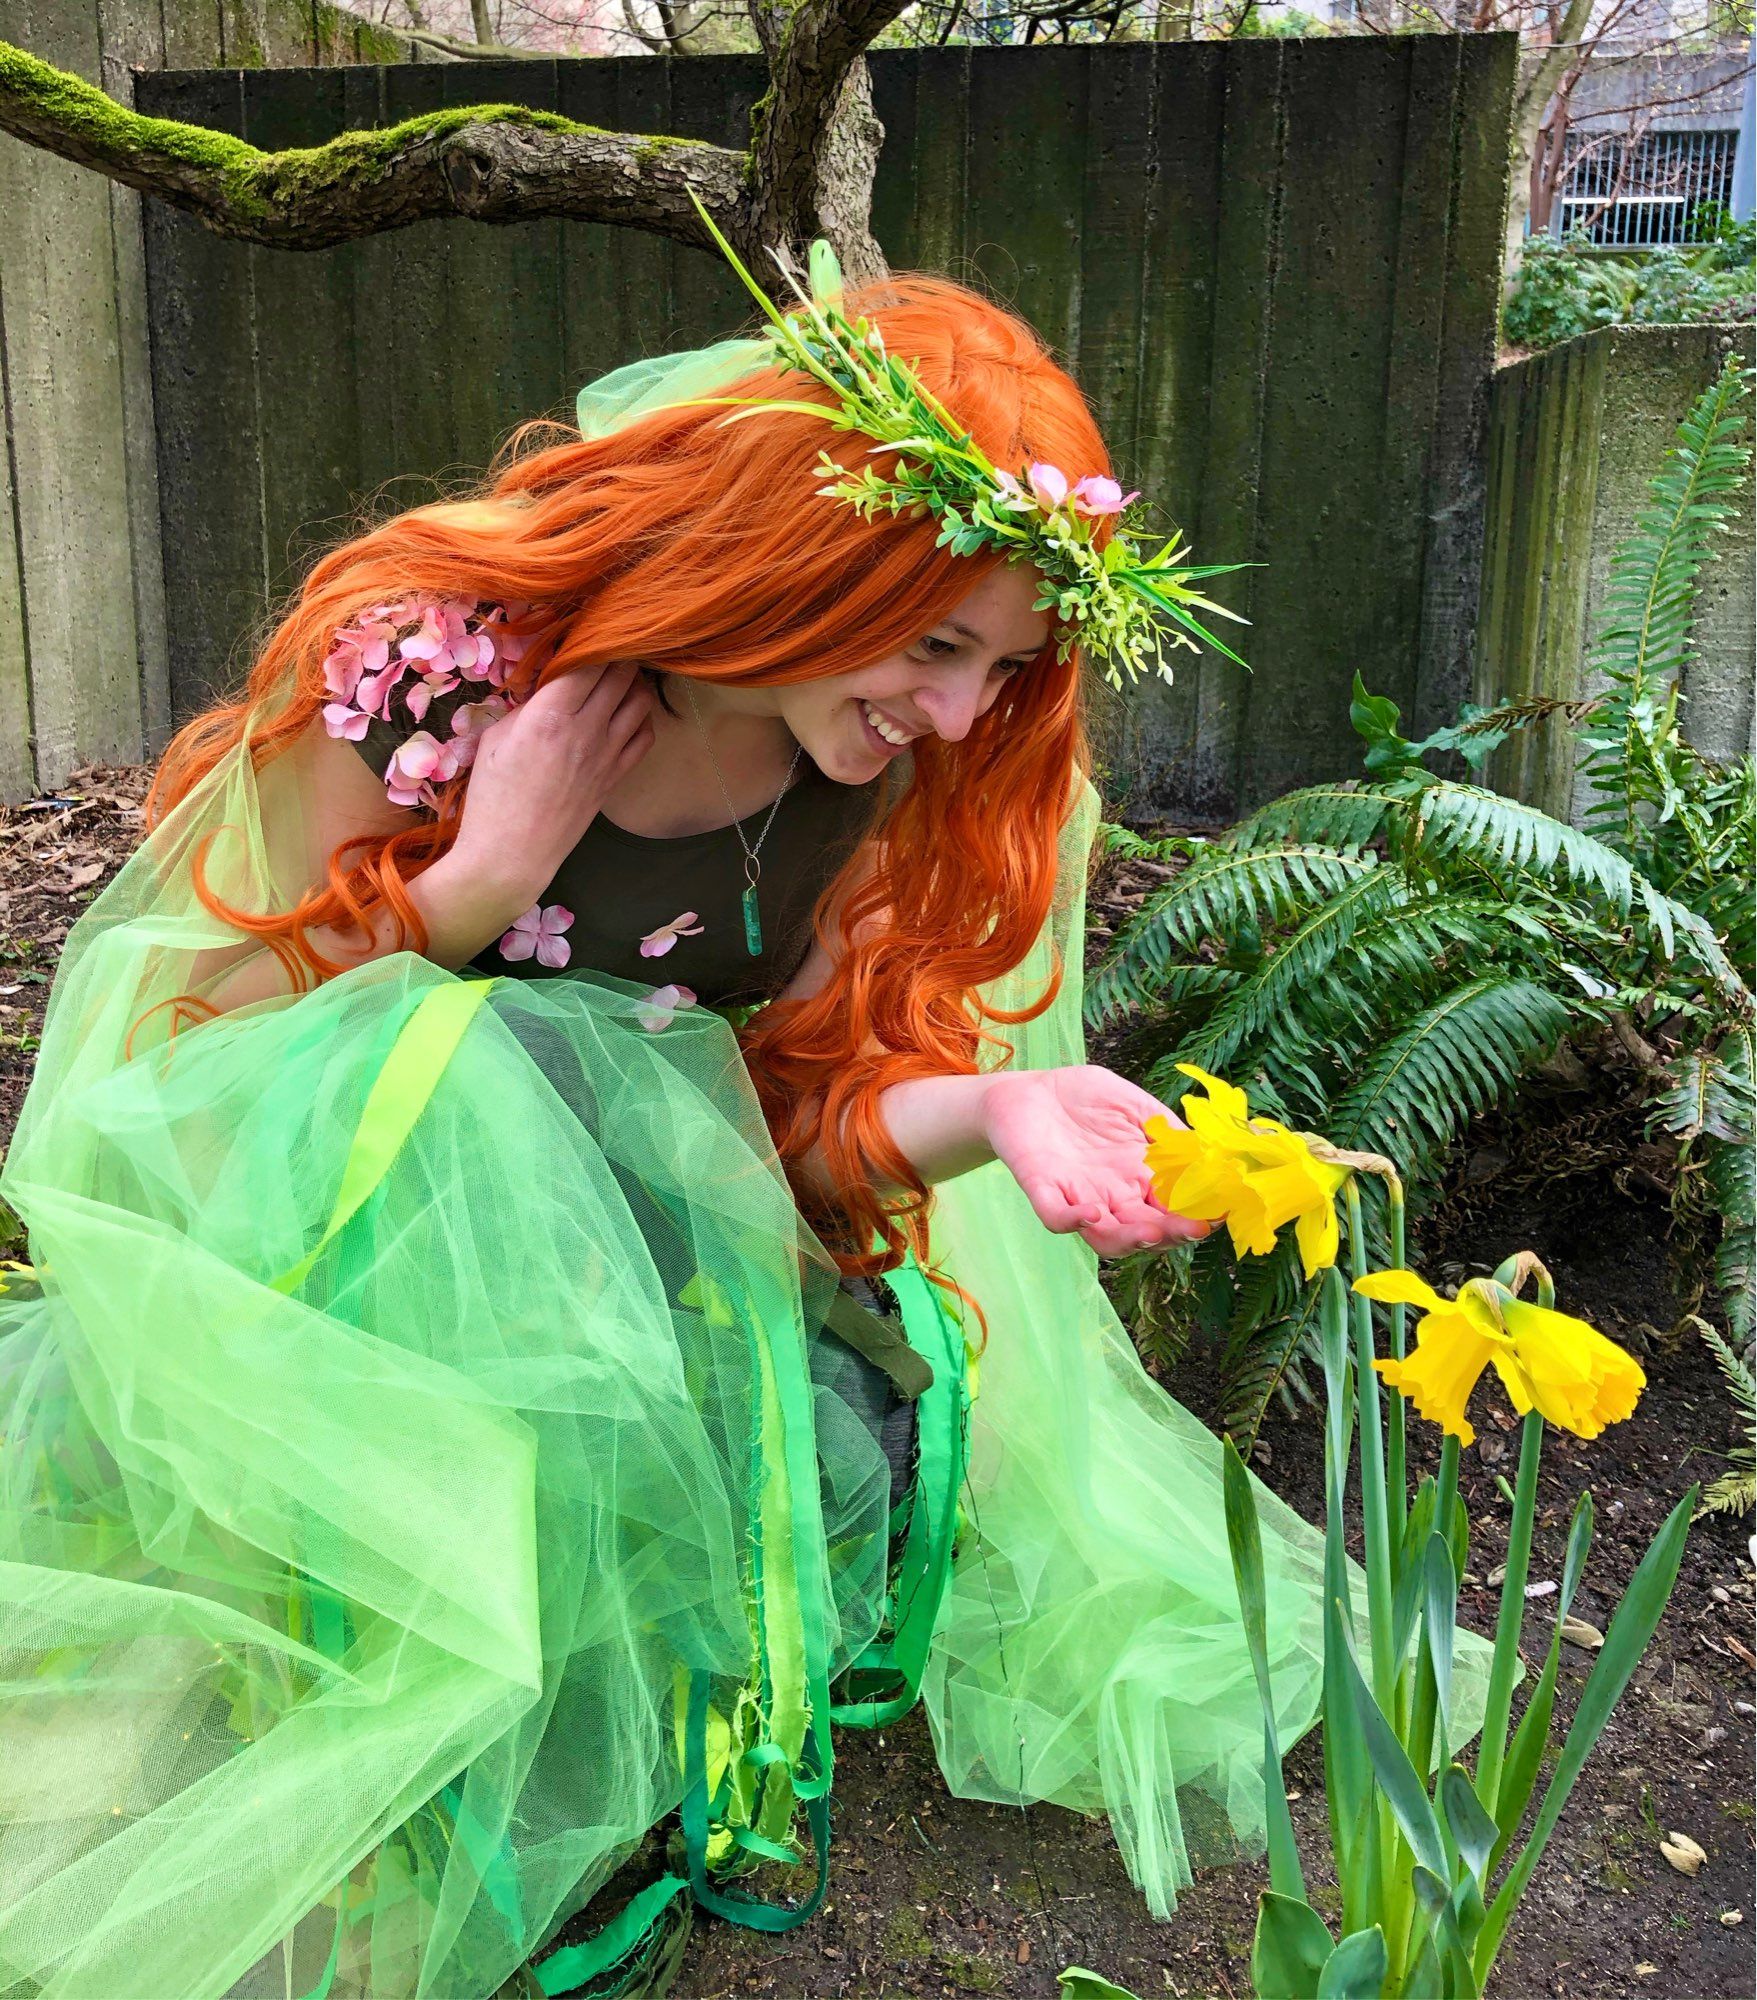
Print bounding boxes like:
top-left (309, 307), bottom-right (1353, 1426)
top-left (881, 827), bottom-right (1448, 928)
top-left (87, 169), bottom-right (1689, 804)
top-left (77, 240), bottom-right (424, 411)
top-left (683, 681), bottom-right (804, 957)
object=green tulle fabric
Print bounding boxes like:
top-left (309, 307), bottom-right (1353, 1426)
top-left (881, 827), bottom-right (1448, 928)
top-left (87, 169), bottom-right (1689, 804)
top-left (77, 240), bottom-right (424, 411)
top-left (0, 714), bottom-right (1488, 1999)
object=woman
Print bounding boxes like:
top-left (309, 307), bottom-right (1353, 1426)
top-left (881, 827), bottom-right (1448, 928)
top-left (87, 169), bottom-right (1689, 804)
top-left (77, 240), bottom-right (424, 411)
top-left (0, 255), bottom-right (1336, 2000)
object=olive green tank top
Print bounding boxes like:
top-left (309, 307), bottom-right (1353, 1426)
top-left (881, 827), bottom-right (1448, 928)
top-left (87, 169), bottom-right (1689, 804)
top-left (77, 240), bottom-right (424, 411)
top-left (352, 703), bottom-right (884, 1006)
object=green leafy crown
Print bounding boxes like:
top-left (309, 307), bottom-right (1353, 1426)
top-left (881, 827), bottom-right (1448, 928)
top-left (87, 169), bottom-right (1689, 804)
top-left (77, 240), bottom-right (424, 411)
top-left (689, 199), bottom-right (1252, 692)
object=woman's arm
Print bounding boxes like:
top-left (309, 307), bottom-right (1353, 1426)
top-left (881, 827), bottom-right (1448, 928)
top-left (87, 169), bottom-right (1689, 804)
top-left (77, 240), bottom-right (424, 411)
top-left (774, 870), bottom-right (1207, 1258)
top-left (204, 665), bottom-right (655, 1012)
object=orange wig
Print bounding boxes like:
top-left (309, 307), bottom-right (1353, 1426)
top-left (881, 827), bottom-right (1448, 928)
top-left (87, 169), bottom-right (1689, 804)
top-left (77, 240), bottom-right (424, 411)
top-left (147, 273), bottom-right (1107, 1275)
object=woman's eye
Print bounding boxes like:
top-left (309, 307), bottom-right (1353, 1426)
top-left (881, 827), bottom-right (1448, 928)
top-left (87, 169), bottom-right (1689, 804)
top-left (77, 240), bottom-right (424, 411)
top-left (916, 635), bottom-right (959, 660)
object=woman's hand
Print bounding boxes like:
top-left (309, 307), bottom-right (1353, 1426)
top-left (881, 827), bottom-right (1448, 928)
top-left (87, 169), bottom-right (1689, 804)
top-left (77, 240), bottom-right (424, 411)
top-left (981, 1065), bottom-right (1212, 1258)
top-left (450, 664), bottom-right (655, 905)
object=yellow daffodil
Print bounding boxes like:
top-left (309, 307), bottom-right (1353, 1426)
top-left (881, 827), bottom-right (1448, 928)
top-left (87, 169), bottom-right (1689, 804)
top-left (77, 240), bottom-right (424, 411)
top-left (1355, 1268), bottom-right (1646, 1446)
top-left (1143, 1065), bottom-right (1350, 1278)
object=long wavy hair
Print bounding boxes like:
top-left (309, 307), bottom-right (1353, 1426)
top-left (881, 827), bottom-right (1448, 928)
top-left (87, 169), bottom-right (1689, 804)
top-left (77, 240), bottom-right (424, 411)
top-left (147, 273), bottom-right (1105, 1277)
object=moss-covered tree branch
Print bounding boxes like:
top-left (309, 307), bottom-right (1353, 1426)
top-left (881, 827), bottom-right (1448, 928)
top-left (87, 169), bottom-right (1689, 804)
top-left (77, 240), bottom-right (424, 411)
top-left (0, 0), bottom-right (908, 274)
top-left (0, 39), bottom-right (745, 251)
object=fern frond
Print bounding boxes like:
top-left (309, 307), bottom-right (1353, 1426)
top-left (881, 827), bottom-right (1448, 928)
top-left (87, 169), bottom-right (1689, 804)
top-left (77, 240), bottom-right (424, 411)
top-left (1085, 844), bottom-right (1374, 1030)
top-left (1580, 356), bottom-right (1755, 849)
top-left (1652, 1031), bottom-right (1755, 1145)
top-left (1097, 821), bottom-right (1201, 866)
top-left (1175, 867), bottom-right (1399, 1073)
top-left (1329, 976), bottom-right (1574, 1170)
top-left (1230, 783), bottom-right (1407, 852)
top-left (1418, 780), bottom-right (1747, 999)
top-left (1693, 1318), bottom-right (1754, 1517)
top-left (1220, 1247), bottom-right (1324, 1446)
top-left (1695, 1470), bottom-right (1755, 1517)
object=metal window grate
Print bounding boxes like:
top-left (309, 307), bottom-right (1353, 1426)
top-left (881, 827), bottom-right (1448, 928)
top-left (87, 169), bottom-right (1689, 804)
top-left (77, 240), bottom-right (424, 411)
top-left (1555, 128), bottom-right (1741, 246)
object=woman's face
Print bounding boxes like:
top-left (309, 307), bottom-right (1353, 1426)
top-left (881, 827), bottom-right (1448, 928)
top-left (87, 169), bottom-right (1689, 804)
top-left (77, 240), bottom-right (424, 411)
top-left (770, 563), bottom-right (1052, 784)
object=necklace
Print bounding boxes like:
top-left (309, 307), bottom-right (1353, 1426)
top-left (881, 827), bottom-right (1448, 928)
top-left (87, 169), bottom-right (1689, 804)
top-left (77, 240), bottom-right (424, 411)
top-left (683, 682), bottom-right (804, 957)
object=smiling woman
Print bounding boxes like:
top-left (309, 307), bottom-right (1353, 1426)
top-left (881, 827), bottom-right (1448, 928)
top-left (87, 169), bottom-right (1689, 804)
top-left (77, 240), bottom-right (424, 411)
top-left (0, 244), bottom-right (1333, 2000)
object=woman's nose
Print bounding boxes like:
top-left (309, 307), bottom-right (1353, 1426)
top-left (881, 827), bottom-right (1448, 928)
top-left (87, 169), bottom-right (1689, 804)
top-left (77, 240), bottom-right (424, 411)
top-left (914, 665), bottom-right (989, 743)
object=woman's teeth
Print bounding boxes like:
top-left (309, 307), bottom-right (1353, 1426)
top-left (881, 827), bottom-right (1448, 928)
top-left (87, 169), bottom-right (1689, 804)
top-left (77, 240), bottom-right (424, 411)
top-left (861, 701), bottom-right (911, 748)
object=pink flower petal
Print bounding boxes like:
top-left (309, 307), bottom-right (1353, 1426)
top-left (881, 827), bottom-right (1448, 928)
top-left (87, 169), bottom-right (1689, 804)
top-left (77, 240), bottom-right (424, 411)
top-left (1027, 462), bottom-right (1069, 509)
top-left (535, 932), bottom-right (572, 970)
top-left (639, 931), bottom-right (678, 959)
top-left (320, 702), bottom-right (370, 741)
top-left (638, 982), bottom-right (698, 1032)
top-left (538, 905), bottom-right (576, 936)
top-left (498, 925), bottom-right (538, 962)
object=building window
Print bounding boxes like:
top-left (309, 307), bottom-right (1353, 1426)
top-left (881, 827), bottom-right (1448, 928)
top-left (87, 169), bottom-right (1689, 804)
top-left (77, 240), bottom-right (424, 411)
top-left (1555, 128), bottom-right (1741, 247)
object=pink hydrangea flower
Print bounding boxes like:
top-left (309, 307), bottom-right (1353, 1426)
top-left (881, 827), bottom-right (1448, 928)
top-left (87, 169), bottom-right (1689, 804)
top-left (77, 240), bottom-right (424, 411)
top-left (639, 912), bottom-right (705, 959)
top-left (320, 701), bottom-right (370, 742)
top-left (1027, 462), bottom-right (1069, 509)
top-left (383, 730), bottom-right (461, 808)
top-left (1071, 475), bottom-right (1140, 518)
top-left (449, 695), bottom-right (510, 768)
top-left (499, 904), bottom-right (575, 969)
top-left (637, 983), bottom-right (698, 1033)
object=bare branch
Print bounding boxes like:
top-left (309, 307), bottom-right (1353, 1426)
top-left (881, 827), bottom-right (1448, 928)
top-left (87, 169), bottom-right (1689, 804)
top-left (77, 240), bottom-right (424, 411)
top-left (0, 39), bottom-right (744, 251)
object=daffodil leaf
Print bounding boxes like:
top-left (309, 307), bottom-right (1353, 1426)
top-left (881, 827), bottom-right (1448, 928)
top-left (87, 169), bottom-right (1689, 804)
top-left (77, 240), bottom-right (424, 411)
top-left (1056, 1970), bottom-right (1141, 2000)
top-left (1250, 1893), bottom-right (1334, 2000)
top-left (1442, 1764), bottom-right (1499, 1886)
top-left (1411, 1865), bottom-right (1481, 1998)
top-left (1423, 1531), bottom-right (1461, 1752)
top-left (1317, 1926), bottom-right (1389, 1999)
top-left (1222, 1438), bottom-right (1306, 1902)
top-left (1477, 1487), bottom-right (1696, 1987)
top-left (1337, 1617), bottom-right (1450, 1882)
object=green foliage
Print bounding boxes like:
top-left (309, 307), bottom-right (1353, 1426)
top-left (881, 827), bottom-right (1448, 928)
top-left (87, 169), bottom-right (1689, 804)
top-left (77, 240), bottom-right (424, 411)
top-left (1088, 753), bottom-right (1746, 1438)
top-left (1694, 1317), bottom-right (1755, 1518)
top-left (1225, 1237), bottom-right (1695, 1998)
top-left (1092, 356), bottom-right (1754, 1437)
top-left (1503, 223), bottom-right (1755, 352)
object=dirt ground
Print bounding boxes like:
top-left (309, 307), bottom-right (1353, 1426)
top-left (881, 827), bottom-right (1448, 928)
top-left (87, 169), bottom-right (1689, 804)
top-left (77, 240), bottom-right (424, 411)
top-left (1, 775), bottom-right (1752, 2000)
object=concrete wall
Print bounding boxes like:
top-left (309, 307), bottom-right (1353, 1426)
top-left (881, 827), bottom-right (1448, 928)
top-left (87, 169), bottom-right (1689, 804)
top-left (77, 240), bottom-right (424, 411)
top-left (0, 0), bottom-right (412, 798)
top-left (1474, 322), bottom-right (1756, 824)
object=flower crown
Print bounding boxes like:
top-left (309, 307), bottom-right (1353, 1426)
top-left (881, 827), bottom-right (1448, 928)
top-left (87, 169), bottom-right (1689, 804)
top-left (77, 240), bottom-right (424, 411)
top-left (688, 200), bottom-right (1251, 691)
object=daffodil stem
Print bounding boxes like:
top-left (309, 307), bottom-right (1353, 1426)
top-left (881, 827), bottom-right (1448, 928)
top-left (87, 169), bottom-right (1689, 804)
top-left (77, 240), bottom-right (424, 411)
top-left (1476, 1409), bottom-right (1543, 1817)
top-left (1385, 1185), bottom-right (1410, 1563)
top-left (1344, 1185), bottom-right (1398, 1716)
top-left (1404, 1433), bottom-right (1461, 1806)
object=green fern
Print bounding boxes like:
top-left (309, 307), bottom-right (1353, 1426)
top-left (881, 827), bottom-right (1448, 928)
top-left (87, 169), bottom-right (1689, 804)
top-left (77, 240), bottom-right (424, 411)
top-left (1088, 361), bottom-right (1755, 1438)
top-left (1328, 978), bottom-right (1574, 1162)
top-left (1578, 357), bottom-right (1755, 864)
top-left (1694, 1317), bottom-right (1755, 1518)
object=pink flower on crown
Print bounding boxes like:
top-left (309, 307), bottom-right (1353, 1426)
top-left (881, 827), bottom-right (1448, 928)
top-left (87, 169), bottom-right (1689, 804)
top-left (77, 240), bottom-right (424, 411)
top-left (383, 730), bottom-right (462, 808)
top-left (1072, 475), bottom-right (1140, 518)
top-left (322, 622), bottom-right (392, 705)
top-left (1026, 462), bottom-right (1070, 510)
top-left (499, 903), bottom-right (575, 969)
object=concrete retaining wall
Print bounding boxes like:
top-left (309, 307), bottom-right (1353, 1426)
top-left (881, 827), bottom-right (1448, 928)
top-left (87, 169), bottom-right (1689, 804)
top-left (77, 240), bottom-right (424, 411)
top-left (1475, 322), bottom-right (1756, 823)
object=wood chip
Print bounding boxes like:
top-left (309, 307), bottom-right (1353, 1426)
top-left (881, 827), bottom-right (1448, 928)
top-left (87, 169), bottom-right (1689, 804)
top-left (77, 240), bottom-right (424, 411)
top-left (1660, 1832), bottom-right (1707, 1876)
top-left (1560, 1616), bottom-right (1604, 1649)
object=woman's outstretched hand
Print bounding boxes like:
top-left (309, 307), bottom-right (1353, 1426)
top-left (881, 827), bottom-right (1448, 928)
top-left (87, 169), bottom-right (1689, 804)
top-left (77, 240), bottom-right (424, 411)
top-left (981, 1065), bottom-right (1211, 1258)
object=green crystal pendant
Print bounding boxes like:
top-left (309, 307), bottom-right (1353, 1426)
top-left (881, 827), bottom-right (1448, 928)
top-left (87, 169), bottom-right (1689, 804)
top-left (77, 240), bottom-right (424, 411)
top-left (741, 882), bottom-right (764, 957)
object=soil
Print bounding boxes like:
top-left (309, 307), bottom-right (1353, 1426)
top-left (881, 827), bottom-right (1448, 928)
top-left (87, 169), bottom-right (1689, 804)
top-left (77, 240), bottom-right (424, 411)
top-left (2, 776), bottom-right (1752, 2000)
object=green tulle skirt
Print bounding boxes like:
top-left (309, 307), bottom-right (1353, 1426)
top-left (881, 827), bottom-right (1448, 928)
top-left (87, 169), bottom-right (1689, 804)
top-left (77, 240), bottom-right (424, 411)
top-left (0, 725), bottom-right (1479, 1999)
